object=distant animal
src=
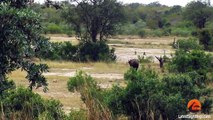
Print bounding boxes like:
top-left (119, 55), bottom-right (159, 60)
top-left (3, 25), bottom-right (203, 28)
top-left (143, 52), bottom-right (146, 55)
top-left (128, 59), bottom-right (139, 70)
top-left (155, 56), bottom-right (164, 68)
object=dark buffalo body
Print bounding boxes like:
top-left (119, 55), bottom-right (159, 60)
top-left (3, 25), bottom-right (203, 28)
top-left (128, 59), bottom-right (139, 70)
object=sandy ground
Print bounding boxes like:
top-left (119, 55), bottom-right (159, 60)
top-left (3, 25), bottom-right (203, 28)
top-left (49, 36), bottom-right (176, 63)
top-left (114, 47), bottom-right (174, 63)
top-left (16, 36), bottom-right (178, 113)
top-left (44, 71), bottom-right (123, 80)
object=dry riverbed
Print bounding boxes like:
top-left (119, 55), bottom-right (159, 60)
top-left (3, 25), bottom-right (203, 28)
top-left (9, 35), bottom-right (178, 113)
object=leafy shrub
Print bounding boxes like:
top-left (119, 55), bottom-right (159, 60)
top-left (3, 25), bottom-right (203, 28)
top-left (39, 42), bottom-right (77, 60)
top-left (138, 29), bottom-right (146, 38)
top-left (105, 67), bottom-right (212, 119)
top-left (149, 29), bottom-right (164, 37)
top-left (168, 50), bottom-right (213, 81)
top-left (162, 28), bottom-right (172, 36)
top-left (39, 40), bottom-right (116, 62)
top-left (159, 74), bottom-right (212, 118)
top-left (198, 29), bottom-right (213, 51)
top-left (174, 38), bottom-right (203, 51)
top-left (65, 109), bottom-right (87, 120)
top-left (67, 71), bottom-right (113, 120)
top-left (0, 87), bottom-right (65, 120)
top-left (138, 55), bottom-right (153, 63)
top-left (74, 41), bottom-right (116, 62)
top-left (171, 28), bottom-right (191, 37)
top-left (118, 20), bottom-right (146, 35)
top-left (43, 22), bottom-right (74, 35)
top-left (0, 79), bottom-right (15, 94)
top-left (45, 23), bottom-right (63, 34)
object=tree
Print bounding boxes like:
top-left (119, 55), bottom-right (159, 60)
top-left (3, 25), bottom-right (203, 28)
top-left (198, 29), bottom-right (213, 51)
top-left (184, 1), bottom-right (212, 29)
top-left (0, 0), bottom-right (49, 91)
top-left (63, 0), bottom-right (125, 42)
top-left (146, 10), bottom-right (165, 29)
top-left (147, 1), bottom-right (163, 7)
top-left (169, 5), bottom-right (182, 14)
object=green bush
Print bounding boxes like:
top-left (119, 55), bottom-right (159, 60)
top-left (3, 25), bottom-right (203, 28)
top-left (65, 109), bottom-right (87, 120)
top-left (138, 55), bottom-right (153, 63)
top-left (146, 29), bottom-right (164, 37)
top-left (198, 29), bottom-right (213, 51)
top-left (43, 22), bottom-right (75, 35)
top-left (105, 67), bottom-right (212, 119)
top-left (67, 71), bottom-right (113, 120)
top-left (168, 50), bottom-right (213, 81)
top-left (118, 20), bottom-right (146, 35)
top-left (38, 41), bottom-right (116, 62)
top-left (74, 41), bottom-right (116, 62)
top-left (0, 87), bottom-right (65, 120)
top-left (0, 79), bottom-right (15, 94)
top-left (39, 42), bottom-right (77, 60)
top-left (45, 23), bottom-right (63, 34)
top-left (171, 28), bottom-right (191, 37)
top-left (174, 38), bottom-right (203, 51)
top-left (138, 29), bottom-right (146, 38)
top-left (162, 28), bottom-right (172, 36)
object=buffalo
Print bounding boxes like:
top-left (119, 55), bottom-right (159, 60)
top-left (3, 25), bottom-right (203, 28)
top-left (128, 59), bottom-right (139, 70)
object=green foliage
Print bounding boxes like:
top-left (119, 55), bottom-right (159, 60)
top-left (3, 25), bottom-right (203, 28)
top-left (166, 5), bottom-right (182, 14)
top-left (67, 71), bottom-right (113, 120)
top-left (183, 1), bottom-right (212, 29)
top-left (0, 79), bottom-right (15, 94)
top-left (162, 28), bottom-right (172, 36)
top-left (105, 68), bottom-right (212, 119)
top-left (118, 20), bottom-right (146, 35)
top-left (168, 50), bottom-right (213, 81)
top-left (0, 0), bottom-right (32, 8)
top-left (45, 23), bottom-right (63, 34)
top-left (67, 71), bottom-right (100, 97)
top-left (75, 41), bottom-right (116, 62)
top-left (40, 7), bottom-right (63, 24)
top-left (175, 38), bottom-right (203, 51)
top-left (63, 0), bottom-right (125, 42)
top-left (43, 23), bottom-right (74, 35)
top-left (198, 29), bottom-right (213, 51)
top-left (149, 29), bottom-right (164, 37)
top-left (160, 74), bottom-right (212, 117)
top-left (65, 109), bottom-right (87, 120)
top-left (0, 0), bottom-right (49, 90)
top-left (171, 27), bottom-right (192, 37)
top-left (138, 29), bottom-right (146, 38)
top-left (39, 41), bottom-right (116, 62)
top-left (0, 87), bottom-right (65, 120)
top-left (138, 55), bottom-right (153, 63)
top-left (39, 42), bottom-right (77, 60)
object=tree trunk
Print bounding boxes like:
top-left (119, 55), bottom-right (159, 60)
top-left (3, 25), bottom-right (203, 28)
top-left (91, 31), bottom-right (97, 42)
top-left (0, 70), bottom-right (5, 82)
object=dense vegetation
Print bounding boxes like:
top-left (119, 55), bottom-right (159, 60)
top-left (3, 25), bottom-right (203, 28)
top-left (34, 1), bottom-right (213, 37)
top-left (35, 0), bottom-right (213, 60)
top-left (1, 0), bottom-right (213, 119)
